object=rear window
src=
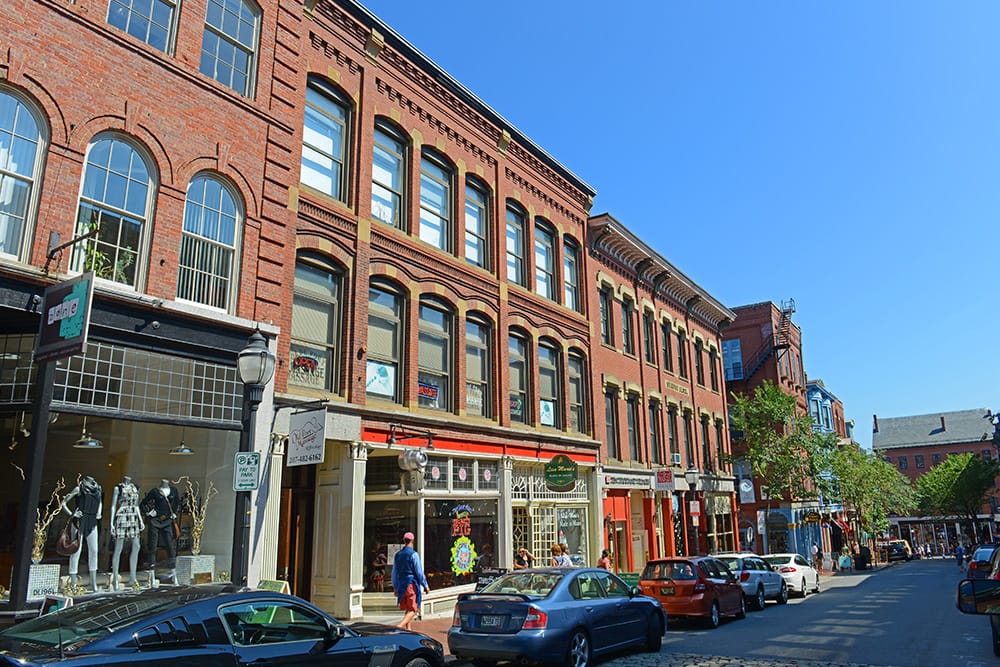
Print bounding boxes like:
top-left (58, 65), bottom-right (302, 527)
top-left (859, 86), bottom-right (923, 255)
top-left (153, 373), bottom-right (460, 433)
top-left (973, 547), bottom-right (996, 561)
top-left (641, 561), bottom-right (696, 580)
top-left (481, 572), bottom-right (562, 596)
top-left (762, 556), bottom-right (785, 567)
top-left (717, 557), bottom-right (739, 571)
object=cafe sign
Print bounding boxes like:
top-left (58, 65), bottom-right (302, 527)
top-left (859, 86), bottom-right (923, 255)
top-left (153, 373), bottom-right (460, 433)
top-left (544, 454), bottom-right (578, 492)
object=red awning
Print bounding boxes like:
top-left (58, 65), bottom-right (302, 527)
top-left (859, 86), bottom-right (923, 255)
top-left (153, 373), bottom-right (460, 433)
top-left (833, 517), bottom-right (851, 534)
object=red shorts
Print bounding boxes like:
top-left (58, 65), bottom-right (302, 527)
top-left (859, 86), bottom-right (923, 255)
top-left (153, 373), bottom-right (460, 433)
top-left (398, 583), bottom-right (419, 612)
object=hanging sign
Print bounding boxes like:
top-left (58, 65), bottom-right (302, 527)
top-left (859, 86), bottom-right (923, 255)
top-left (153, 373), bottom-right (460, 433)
top-left (545, 454), bottom-right (578, 492)
top-left (35, 272), bottom-right (95, 364)
top-left (287, 408), bottom-right (326, 467)
top-left (655, 469), bottom-right (675, 492)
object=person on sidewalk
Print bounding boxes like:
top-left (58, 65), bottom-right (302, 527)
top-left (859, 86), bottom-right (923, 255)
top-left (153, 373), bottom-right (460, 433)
top-left (392, 531), bottom-right (429, 631)
top-left (812, 542), bottom-right (823, 574)
top-left (955, 543), bottom-right (965, 570)
top-left (513, 547), bottom-right (536, 569)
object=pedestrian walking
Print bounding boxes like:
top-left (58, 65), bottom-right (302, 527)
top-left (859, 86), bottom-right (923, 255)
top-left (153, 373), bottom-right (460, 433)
top-left (812, 542), bottom-right (822, 573)
top-left (597, 549), bottom-right (612, 570)
top-left (550, 543), bottom-right (573, 567)
top-left (955, 543), bottom-right (965, 570)
top-left (392, 531), bottom-right (429, 631)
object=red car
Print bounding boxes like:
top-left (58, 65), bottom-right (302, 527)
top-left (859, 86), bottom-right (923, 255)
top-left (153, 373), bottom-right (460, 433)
top-left (639, 556), bottom-right (746, 629)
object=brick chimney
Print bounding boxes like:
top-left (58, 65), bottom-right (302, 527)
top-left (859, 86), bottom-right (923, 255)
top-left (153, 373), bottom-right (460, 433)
top-left (873, 414), bottom-right (879, 433)
top-left (940, 416), bottom-right (946, 431)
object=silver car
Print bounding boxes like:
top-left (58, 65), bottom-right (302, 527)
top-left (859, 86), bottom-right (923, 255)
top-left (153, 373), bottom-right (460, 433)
top-left (713, 552), bottom-right (788, 610)
top-left (763, 552), bottom-right (821, 597)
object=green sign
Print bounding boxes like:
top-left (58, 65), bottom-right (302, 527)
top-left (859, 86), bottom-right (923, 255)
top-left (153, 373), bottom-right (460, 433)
top-left (545, 454), bottom-right (578, 492)
top-left (36, 272), bottom-right (95, 364)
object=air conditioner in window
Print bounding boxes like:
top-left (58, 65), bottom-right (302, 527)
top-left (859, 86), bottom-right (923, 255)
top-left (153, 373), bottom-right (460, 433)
top-left (671, 453), bottom-right (682, 466)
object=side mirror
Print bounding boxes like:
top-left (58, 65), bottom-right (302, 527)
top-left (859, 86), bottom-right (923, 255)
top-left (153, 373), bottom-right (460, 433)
top-left (957, 579), bottom-right (1000, 614)
top-left (629, 586), bottom-right (641, 598)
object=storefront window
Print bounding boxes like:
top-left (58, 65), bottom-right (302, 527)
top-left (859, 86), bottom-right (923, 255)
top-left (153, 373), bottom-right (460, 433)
top-left (363, 500), bottom-right (418, 592)
top-left (425, 499), bottom-right (497, 589)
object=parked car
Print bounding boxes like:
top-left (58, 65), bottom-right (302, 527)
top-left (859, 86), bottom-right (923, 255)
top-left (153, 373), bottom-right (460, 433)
top-left (448, 567), bottom-right (665, 667)
top-left (639, 556), bottom-right (745, 629)
top-left (968, 544), bottom-right (1000, 579)
top-left (956, 577), bottom-right (1000, 655)
top-left (763, 553), bottom-right (820, 597)
top-left (885, 541), bottom-right (910, 562)
top-left (714, 552), bottom-right (788, 609)
top-left (0, 584), bottom-right (445, 666)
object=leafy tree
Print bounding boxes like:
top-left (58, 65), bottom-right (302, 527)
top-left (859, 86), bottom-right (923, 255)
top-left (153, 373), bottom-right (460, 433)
top-left (728, 380), bottom-right (839, 511)
top-left (916, 452), bottom-right (999, 542)
top-left (831, 444), bottom-right (916, 537)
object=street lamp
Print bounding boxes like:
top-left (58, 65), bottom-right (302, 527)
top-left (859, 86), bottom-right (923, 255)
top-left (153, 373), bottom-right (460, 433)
top-left (230, 328), bottom-right (275, 587)
top-left (684, 467), bottom-right (701, 555)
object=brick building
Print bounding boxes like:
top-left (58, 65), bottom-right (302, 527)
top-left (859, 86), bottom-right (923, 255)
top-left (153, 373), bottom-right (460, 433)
top-left (872, 408), bottom-right (999, 553)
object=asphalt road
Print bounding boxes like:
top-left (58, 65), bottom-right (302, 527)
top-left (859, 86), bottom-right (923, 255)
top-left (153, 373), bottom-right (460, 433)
top-left (592, 557), bottom-right (996, 667)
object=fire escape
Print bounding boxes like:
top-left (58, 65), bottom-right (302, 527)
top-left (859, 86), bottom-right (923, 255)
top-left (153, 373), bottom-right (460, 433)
top-left (741, 299), bottom-right (795, 381)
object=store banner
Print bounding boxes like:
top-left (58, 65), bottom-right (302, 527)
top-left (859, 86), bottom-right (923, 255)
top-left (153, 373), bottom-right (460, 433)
top-left (36, 271), bottom-right (95, 363)
top-left (287, 408), bottom-right (327, 466)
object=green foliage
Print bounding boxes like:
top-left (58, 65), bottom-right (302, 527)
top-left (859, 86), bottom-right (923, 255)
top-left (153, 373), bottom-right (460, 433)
top-left (831, 444), bottom-right (916, 535)
top-left (916, 452), bottom-right (999, 525)
top-left (81, 212), bottom-right (135, 283)
top-left (728, 380), bottom-right (838, 505)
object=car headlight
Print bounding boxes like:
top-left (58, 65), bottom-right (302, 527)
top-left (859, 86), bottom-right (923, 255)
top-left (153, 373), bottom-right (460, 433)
top-left (420, 637), bottom-right (444, 655)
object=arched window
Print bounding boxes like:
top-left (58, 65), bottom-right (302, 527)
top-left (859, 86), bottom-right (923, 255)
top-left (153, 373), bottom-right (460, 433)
top-left (505, 202), bottom-right (526, 287)
top-left (0, 88), bottom-right (45, 259)
top-left (563, 237), bottom-right (580, 312)
top-left (200, 0), bottom-right (260, 96)
top-left (418, 297), bottom-right (453, 412)
top-left (302, 78), bottom-right (350, 202)
top-left (371, 121), bottom-right (406, 229)
top-left (508, 330), bottom-right (530, 424)
top-left (177, 174), bottom-right (240, 310)
top-left (289, 253), bottom-right (343, 393)
top-left (567, 350), bottom-right (587, 434)
top-left (464, 177), bottom-right (489, 269)
top-left (72, 136), bottom-right (154, 287)
top-left (534, 220), bottom-right (556, 300)
top-left (419, 150), bottom-right (453, 252)
top-left (367, 282), bottom-right (403, 403)
top-left (465, 315), bottom-right (492, 418)
top-left (538, 339), bottom-right (561, 428)
top-left (108, 0), bottom-right (178, 52)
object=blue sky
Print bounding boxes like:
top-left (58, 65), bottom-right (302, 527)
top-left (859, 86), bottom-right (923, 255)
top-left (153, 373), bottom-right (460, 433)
top-left (358, 1), bottom-right (1000, 449)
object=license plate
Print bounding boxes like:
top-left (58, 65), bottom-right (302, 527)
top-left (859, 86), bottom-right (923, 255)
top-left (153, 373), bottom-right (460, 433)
top-left (480, 614), bottom-right (503, 628)
top-left (660, 586), bottom-right (675, 596)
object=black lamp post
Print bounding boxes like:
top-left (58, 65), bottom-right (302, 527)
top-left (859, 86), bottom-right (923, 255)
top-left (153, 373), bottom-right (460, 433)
top-left (684, 467), bottom-right (701, 555)
top-left (230, 328), bottom-right (275, 587)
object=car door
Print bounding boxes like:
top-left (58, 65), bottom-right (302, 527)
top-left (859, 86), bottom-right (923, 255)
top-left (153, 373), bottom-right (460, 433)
top-left (593, 570), bottom-right (645, 650)
top-left (221, 599), bottom-right (370, 667)
top-left (752, 557), bottom-right (780, 596)
top-left (794, 554), bottom-right (815, 589)
top-left (570, 571), bottom-right (616, 653)
top-left (708, 559), bottom-right (742, 615)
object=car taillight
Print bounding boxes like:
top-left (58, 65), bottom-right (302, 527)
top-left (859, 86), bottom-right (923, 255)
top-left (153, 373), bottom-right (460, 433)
top-left (452, 608), bottom-right (461, 627)
top-left (779, 567), bottom-right (794, 573)
top-left (992, 570), bottom-right (1000, 581)
top-left (741, 571), bottom-right (750, 582)
top-left (971, 562), bottom-right (978, 570)
top-left (522, 605), bottom-right (548, 629)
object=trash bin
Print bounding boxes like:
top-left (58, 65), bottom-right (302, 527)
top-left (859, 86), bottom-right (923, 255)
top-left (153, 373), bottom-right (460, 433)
top-left (857, 546), bottom-right (871, 570)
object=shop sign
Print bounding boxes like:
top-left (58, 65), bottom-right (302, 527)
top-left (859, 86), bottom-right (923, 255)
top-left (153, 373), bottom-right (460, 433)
top-left (544, 454), bottom-right (578, 491)
top-left (287, 408), bottom-right (326, 467)
top-left (475, 567), bottom-right (508, 591)
top-left (654, 468), bottom-right (675, 491)
top-left (36, 272), bottom-right (95, 364)
top-left (603, 472), bottom-right (653, 490)
top-left (234, 452), bottom-right (261, 491)
top-left (803, 511), bottom-right (822, 524)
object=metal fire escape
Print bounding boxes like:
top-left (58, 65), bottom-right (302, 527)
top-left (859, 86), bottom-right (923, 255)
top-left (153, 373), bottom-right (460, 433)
top-left (741, 299), bottom-right (795, 381)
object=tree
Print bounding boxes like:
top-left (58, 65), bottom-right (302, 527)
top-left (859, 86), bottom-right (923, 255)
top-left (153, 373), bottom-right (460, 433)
top-left (831, 444), bottom-right (916, 538)
top-left (916, 452), bottom-right (999, 542)
top-left (728, 380), bottom-right (839, 511)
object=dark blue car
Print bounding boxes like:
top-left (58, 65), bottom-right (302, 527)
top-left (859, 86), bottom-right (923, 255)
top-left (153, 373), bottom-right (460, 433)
top-left (447, 567), bottom-right (665, 667)
top-left (0, 584), bottom-right (444, 666)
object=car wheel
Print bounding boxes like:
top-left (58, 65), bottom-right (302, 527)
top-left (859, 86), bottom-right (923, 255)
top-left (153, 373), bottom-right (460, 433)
top-left (799, 578), bottom-right (808, 598)
top-left (735, 594), bottom-right (747, 619)
top-left (645, 613), bottom-right (664, 652)
top-left (704, 600), bottom-right (721, 629)
top-left (404, 659), bottom-right (436, 667)
top-left (776, 581), bottom-right (788, 604)
top-left (566, 629), bottom-right (592, 667)
top-left (754, 585), bottom-right (766, 610)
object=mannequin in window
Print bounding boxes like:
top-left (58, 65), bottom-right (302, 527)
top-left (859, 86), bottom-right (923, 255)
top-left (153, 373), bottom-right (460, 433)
top-left (141, 479), bottom-right (180, 584)
top-left (61, 475), bottom-right (103, 592)
top-left (109, 475), bottom-right (144, 590)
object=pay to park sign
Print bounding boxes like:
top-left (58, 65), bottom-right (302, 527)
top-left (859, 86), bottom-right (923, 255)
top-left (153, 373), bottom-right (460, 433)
top-left (233, 452), bottom-right (261, 491)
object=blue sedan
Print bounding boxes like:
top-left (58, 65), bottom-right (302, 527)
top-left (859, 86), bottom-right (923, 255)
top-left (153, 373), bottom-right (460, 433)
top-left (447, 567), bottom-right (666, 667)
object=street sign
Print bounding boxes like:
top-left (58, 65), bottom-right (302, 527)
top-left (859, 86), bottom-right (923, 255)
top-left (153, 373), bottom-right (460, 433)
top-left (689, 500), bottom-right (701, 516)
top-left (234, 452), bottom-right (261, 491)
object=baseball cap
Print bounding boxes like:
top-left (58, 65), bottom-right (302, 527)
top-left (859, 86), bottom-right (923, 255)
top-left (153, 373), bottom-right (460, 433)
top-left (403, 531), bottom-right (415, 541)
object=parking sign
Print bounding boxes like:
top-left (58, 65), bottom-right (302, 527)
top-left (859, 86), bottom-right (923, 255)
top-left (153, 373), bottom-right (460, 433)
top-left (234, 452), bottom-right (261, 491)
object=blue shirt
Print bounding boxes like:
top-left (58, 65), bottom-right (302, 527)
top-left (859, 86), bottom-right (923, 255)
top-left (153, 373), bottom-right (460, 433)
top-left (392, 545), bottom-right (429, 605)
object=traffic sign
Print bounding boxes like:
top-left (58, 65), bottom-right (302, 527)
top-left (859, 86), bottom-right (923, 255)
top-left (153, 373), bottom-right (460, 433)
top-left (234, 452), bottom-right (261, 491)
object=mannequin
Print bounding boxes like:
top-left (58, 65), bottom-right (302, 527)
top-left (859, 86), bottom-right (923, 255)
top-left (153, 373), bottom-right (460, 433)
top-left (141, 479), bottom-right (180, 584)
top-left (61, 475), bottom-right (103, 592)
top-left (109, 476), bottom-right (144, 590)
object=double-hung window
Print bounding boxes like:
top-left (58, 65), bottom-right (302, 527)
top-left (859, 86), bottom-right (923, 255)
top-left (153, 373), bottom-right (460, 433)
top-left (643, 311), bottom-right (656, 364)
top-left (367, 283), bottom-right (403, 403)
top-left (626, 394), bottom-right (640, 461)
top-left (289, 255), bottom-right (342, 393)
top-left (694, 340), bottom-right (705, 386)
top-left (371, 124), bottom-right (405, 228)
top-left (648, 402), bottom-right (662, 464)
top-left (721, 338), bottom-right (743, 381)
top-left (715, 420), bottom-right (725, 471)
top-left (418, 299), bottom-right (452, 412)
top-left (108, 0), bottom-right (177, 52)
top-left (534, 221), bottom-right (556, 301)
top-left (419, 153), bottom-right (452, 251)
top-left (0, 89), bottom-right (45, 260)
top-left (301, 79), bottom-right (349, 202)
top-left (700, 416), bottom-right (712, 470)
top-left (709, 348), bottom-right (719, 391)
top-left (177, 174), bottom-right (240, 310)
top-left (465, 317), bottom-right (491, 418)
top-left (464, 179), bottom-right (489, 269)
top-left (505, 204), bottom-right (526, 287)
top-left (682, 410), bottom-right (694, 466)
top-left (599, 288), bottom-right (613, 345)
top-left (661, 321), bottom-right (673, 372)
top-left (568, 351), bottom-right (586, 434)
top-left (621, 297), bottom-right (635, 355)
top-left (72, 136), bottom-right (153, 288)
top-left (509, 332), bottom-right (530, 424)
top-left (563, 239), bottom-right (580, 312)
top-left (667, 406), bottom-right (679, 459)
top-left (676, 331), bottom-right (688, 379)
top-left (538, 340), bottom-right (561, 428)
top-left (605, 390), bottom-right (620, 460)
top-left (200, 0), bottom-right (259, 96)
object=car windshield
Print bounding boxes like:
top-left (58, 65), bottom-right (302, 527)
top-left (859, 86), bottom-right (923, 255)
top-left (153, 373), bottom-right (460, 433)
top-left (480, 572), bottom-right (563, 596)
top-left (641, 561), bottom-right (696, 580)
top-left (0, 592), bottom-right (203, 648)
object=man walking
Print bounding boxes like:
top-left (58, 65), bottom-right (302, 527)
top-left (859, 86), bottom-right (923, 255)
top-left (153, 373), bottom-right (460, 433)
top-left (393, 531), bottom-right (429, 631)
top-left (812, 542), bottom-right (822, 574)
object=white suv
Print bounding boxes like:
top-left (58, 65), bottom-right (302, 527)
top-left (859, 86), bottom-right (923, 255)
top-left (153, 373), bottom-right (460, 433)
top-left (713, 552), bottom-right (788, 610)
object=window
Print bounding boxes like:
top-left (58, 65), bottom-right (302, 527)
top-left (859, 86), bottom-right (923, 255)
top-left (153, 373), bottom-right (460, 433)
top-left (621, 297), bottom-right (635, 355)
top-left (648, 402), bottom-right (662, 464)
top-left (289, 255), bottom-right (341, 393)
top-left (715, 420), bottom-right (725, 472)
top-left (626, 394), bottom-right (640, 461)
top-left (898, 456), bottom-right (908, 470)
top-left (200, 0), bottom-right (259, 96)
top-left (932, 453), bottom-right (941, 465)
top-left (221, 600), bottom-right (327, 646)
top-left (604, 389), bottom-right (620, 459)
top-left (643, 311), bottom-right (656, 364)
top-left (538, 340), bottom-right (561, 428)
top-left (701, 415), bottom-right (712, 470)
top-left (915, 454), bottom-right (925, 469)
top-left (694, 340), bottom-right (705, 386)
top-left (464, 179), bottom-right (489, 269)
top-left (509, 332), bottom-right (530, 424)
top-left (371, 123), bottom-right (405, 228)
top-left (661, 321), bottom-right (673, 372)
top-left (682, 410), bottom-right (694, 466)
top-left (709, 348), bottom-right (719, 391)
top-left (72, 136), bottom-right (153, 287)
top-left (667, 406), bottom-right (679, 458)
top-left (465, 317), bottom-right (491, 418)
top-left (568, 351), bottom-right (586, 434)
top-left (563, 239), bottom-right (580, 312)
top-left (721, 338), bottom-right (743, 381)
top-left (367, 283), bottom-right (402, 403)
top-left (984, 449), bottom-right (993, 462)
top-left (676, 331), bottom-right (688, 379)
top-left (0, 89), bottom-right (45, 259)
top-left (108, 0), bottom-right (176, 52)
top-left (418, 299), bottom-right (452, 412)
top-left (534, 221), bottom-right (556, 300)
top-left (301, 78), bottom-right (349, 201)
top-left (419, 152), bottom-right (452, 251)
top-left (599, 288), bottom-right (613, 345)
top-left (821, 405), bottom-right (832, 429)
top-left (177, 174), bottom-right (240, 310)
top-left (505, 204), bottom-right (526, 287)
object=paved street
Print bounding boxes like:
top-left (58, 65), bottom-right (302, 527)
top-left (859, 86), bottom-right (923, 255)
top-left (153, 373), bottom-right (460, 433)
top-left (435, 558), bottom-right (996, 667)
